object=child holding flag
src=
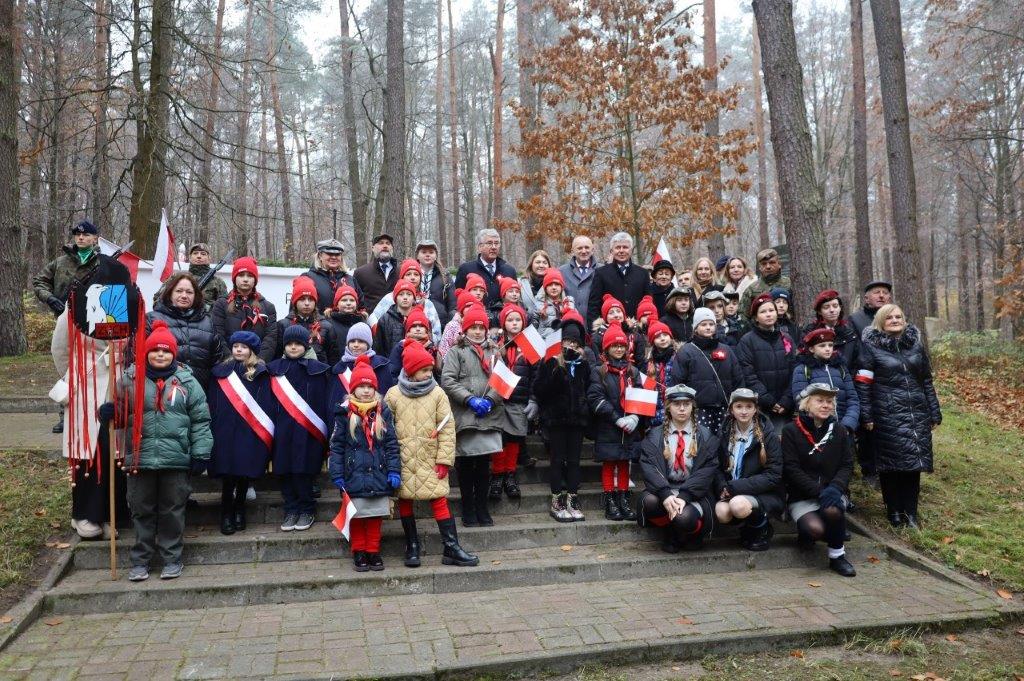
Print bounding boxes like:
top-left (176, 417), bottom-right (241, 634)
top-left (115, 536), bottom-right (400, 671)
top-left (591, 295), bottom-right (646, 368)
top-left (268, 325), bottom-right (332, 532)
top-left (490, 304), bottom-right (537, 501)
top-left (384, 341), bottom-right (478, 568)
top-left (530, 269), bottom-right (575, 339)
top-left (328, 355), bottom-right (401, 572)
top-left (440, 305), bottom-right (505, 527)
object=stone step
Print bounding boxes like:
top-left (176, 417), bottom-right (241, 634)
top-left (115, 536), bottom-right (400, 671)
top-left (73, 511), bottom-right (796, 570)
top-left (49, 535), bottom-right (828, 615)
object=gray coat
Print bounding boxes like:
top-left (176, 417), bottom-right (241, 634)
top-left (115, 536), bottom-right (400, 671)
top-left (440, 338), bottom-right (505, 433)
top-left (559, 257), bottom-right (598, 317)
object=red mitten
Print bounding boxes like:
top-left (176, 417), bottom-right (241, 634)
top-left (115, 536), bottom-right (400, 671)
top-left (435, 464), bottom-right (449, 479)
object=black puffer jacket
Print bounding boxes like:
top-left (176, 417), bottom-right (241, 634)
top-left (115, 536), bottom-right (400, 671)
top-left (497, 341), bottom-right (536, 405)
top-left (305, 266), bottom-right (362, 314)
top-left (736, 327), bottom-right (797, 414)
top-left (373, 305), bottom-right (408, 358)
top-left (211, 294), bottom-right (279, 363)
top-left (273, 313), bottom-right (339, 364)
top-left (422, 264), bottom-right (455, 327)
top-left (533, 353), bottom-right (591, 429)
top-left (781, 413), bottom-right (854, 502)
top-left (146, 302), bottom-right (226, 390)
top-left (668, 336), bottom-right (744, 410)
top-left (638, 423), bottom-right (718, 503)
top-left (663, 311), bottom-right (693, 343)
top-left (322, 310), bottom-right (367, 366)
top-left (855, 325), bottom-right (941, 473)
top-left (586, 359), bottom-right (649, 461)
top-left (715, 413), bottom-right (784, 516)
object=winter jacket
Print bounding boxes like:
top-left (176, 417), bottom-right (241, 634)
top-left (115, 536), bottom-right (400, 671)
top-left (781, 413), bottom-right (854, 502)
top-left (327, 401), bottom-right (401, 498)
top-left (422, 264), bottom-right (455, 328)
top-left (207, 361), bottom-right (273, 479)
top-left (274, 313), bottom-right (339, 364)
top-left (370, 295), bottom-right (442, 345)
top-left (668, 337), bottom-right (744, 410)
top-left (437, 315), bottom-right (463, 362)
top-left (778, 317), bottom-right (801, 350)
top-left (33, 245), bottom-right (100, 309)
top-left (559, 257), bottom-right (599, 314)
top-left (454, 257), bottom-right (517, 307)
top-left (638, 423), bottom-right (718, 503)
top-left (736, 327), bottom-right (797, 414)
top-left (642, 344), bottom-right (676, 426)
top-left (211, 294), bottom-right (279, 363)
top-left (187, 263), bottom-right (228, 308)
top-left (800, 319), bottom-right (860, 370)
top-left (328, 353), bottom-right (395, 414)
top-left (353, 259), bottom-right (399, 312)
top-left (497, 340), bottom-right (537, 438)
top-left (855, 325), bottom-right (941, 473)
top-left (532, 354), bottom-right (591, 430)
top-left (739, 273), bottom-right (792, 321)
top-left (439, 338), bottom-right (506, 434)
top-left (147, 301), bottom-right (226, 389)
top-left (585, 260), bottom-right (652, 325)
top-left (715, 413), bottom-right (784, 516)
top-left (267, 357), bottom-right (332, 475)
top-left (716, 320), bottom-right (744, 347)
top-left (723, 275), bottom-right (756, 298)
top-left (591, 321), bottom-right (647, 368)
top-left (373, 305), bottom-right (412, 358)
top-left (386, 339), bottom-right (439, 385)
top-left (322, 310), bottom-right (368, 367)
top-left (586, 360), bottom-right (649, 462)
top-left (848, 304), bottom-right (880, 338)
top-left (519, 275), bottom-right (545, 317)
top-left (384, 383), bottom-right (456, 500)
top-left (663, 311), bottom-right (693, 343)
top-left (529, 294), bottom-right (576, 339)
top-left (650, 282), bottom-right (674, 318)
top-left (791, 354), bottom-right (860, 431)
top-left (120, 364), bottom-right (213, 471)
top-left (305, 265), bottom-right (362, 314)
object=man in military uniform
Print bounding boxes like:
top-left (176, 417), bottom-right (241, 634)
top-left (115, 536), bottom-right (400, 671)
top-left (187, 243), bottom-right (228, 307)
top-left (33, 220), bottom-right (102, 433)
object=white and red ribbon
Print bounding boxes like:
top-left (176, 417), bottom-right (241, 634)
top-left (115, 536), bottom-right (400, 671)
top-left (272, 375), bottom-right (328, 446)
top-left (219, 371), bottom-right (275, 449)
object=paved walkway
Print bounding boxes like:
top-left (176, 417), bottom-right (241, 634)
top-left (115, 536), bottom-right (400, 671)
top-left (0, 556), bottom-right (1003, 680)
top-left (0, 413), bottom-right (62, 452)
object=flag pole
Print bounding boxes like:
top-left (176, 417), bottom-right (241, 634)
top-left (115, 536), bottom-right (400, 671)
top-left (107, 358), bottom-right (117, 581)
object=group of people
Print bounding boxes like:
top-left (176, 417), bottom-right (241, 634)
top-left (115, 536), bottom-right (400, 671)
top-left (36, 222), bottom-right (942, 581)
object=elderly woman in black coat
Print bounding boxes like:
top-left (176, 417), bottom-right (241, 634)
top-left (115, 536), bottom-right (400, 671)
top-left (146, 272), bottom-right (226, 390)
top-left (855, 304), bottom-right (941, 530)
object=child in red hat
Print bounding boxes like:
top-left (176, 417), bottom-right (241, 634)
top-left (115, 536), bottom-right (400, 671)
top-left (373, 280), bottom-right (420, 357)
top-left (490, 304), bottom-right (536, 502)
top-left (643, 320), bottom-right (676, 420)
top-left (212, 257), bottom-right (279, 363)
top-left (591, 294), bottom-right (647, 368)
top-left (437, 290), bottom-right (482, 361)
top-left (274, 276), bottom-right (337, 363)
top-left (384, 306), bottom-right (436, 385)
top-left (368, 259), bottom-right (443, 344)
top-left (322, 283), bottom-right (368, 366)
top-left (531, 268), bottom-right (576, 339)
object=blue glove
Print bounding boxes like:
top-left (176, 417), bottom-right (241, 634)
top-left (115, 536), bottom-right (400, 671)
top-left (819, 484), bottom-right (843, 509)
top-left (480, 397), bottom-right (494, 414)
top-left (332, 476), bottom-right (345, 490)
top-left (97, 401), bottom-right (115, 424)
top-left (387, 472), bottom-right (401, 490)
top-left (467, 397), bottom-right (488, 417)
top-left (189, 459), bottom-right (208, 475)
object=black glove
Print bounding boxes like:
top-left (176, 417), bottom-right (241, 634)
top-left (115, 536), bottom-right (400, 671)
top-left (818, 484), bottom-right (843, 509)
top-left (97, 401), bottom-right (115, 424)
top-left (46, 296), bottom-right (65, 315)
top-left (189, 459), bottom-right (208, 475)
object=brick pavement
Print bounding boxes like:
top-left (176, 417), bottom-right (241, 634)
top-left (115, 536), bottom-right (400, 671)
top-left (0, 554), bottom-right (1003, 680)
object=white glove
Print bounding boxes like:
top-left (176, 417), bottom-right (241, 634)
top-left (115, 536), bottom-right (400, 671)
top-left (524, 400), bottom-right (539, 421)
top-left (617, 414), bottom-right (639, 433)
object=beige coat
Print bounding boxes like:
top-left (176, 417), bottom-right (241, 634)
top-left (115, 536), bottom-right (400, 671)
top-left (384, 384), bottom-right (456, 500)
top-left (49, 310), bottom-right (111, 460)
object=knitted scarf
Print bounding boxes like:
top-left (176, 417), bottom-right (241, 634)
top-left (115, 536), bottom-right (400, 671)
top-left (289, 313), bottom-right (322, 346)
top-left (604, 359), bottom-right (631, 412)
top-left (397, 371), bottom-right (437, 398)
top-left (348, 398), bottom-right (380, 452)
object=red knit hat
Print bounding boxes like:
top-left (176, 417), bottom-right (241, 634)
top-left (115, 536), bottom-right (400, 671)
top-left (333, 284), bottom-right (358, 307)
top-left (461, 305), bottom-right (489, 333)
top-left (636, 295), bottom-right (659, 322)
top-left (602, 322), bottom-right (628, 351)
top-left (349, 355), bottom-right (378, 391)
top-left (145, 320), bottom-right (178, 357)
top-left (499, 304), bottom-right (526, 330)
top-left (398, 258), bottom-right (422, 281)
top-left (393, 280), bottom-right (417, 299)
top-left (404, 306), bottom-right (430, 334)
top-left (748, 292), bottom-right (775, 318)
top-left (231, 256), bottom-right (259, 283)
top-left (601, 294), bottom-right (625, 321)
top-left (465, 273), bottom-right (487, 293)
top-left (803, 327), bottom-right (836, 347)
top-left (542, 268), bottom-right (565, 289)
top-left (499, 276), bottom-right (521, 300)
top-left (813, 289), bottom-right (841, 312)
top-left (291, 276), bottom-right (318, 304)
top-left (647, 320), bottom-right (673, 344)
top-left (456, 289), bottom-right (478, 314)
top-left (402, 340), bottom-right (435, 376)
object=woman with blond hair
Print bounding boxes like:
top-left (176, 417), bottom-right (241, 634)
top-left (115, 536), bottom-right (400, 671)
top-left (691, 257), bottom-right (717, 300)
top-left (721, 257), bottom-right (756, 298)
top-left (519, 249), bottom-right (552, 316)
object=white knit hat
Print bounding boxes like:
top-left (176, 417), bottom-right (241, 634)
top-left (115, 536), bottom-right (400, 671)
top-left (692, 307), bottom-right (716, 328)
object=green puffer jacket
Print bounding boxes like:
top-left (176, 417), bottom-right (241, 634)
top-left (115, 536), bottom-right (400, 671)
top-left (32, 246), bottom-right (99, 306)
top-left (120, 364), bottom-right (214, 470)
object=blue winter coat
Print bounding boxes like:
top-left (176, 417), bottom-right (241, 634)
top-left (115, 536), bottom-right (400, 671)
top-left (327, 402), bottom-right (401, 498)
top-left (791, 354), bottom-right (861, 431)
top-left (207, 361), bottom-right (273, 479)
top-left (327, 353), bottom-right (395, 415)
top-left (268, 357), bottom-right (332, 475)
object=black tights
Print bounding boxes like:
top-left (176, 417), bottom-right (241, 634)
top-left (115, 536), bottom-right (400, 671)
top-left (641, 493), bottom-right (703, 541)
top-left (797, 506), bottom-right (846, 550)
top-left (547, 427), bottom-right (584, 494)
top-left (221, 476), bottom-right (249, 512)
top-left (879, 471), bottom-right (921, 515)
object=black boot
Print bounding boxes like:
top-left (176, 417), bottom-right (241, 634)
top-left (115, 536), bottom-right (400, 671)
top-left (503, 472), bottom-right (521, 500)
top-left (887, 511), bottom-right (905, 528)
top-left (52, 413), bottom-right (64, 434)
top-left (401, 516), bottom-right (421, 568)
top-left (660, 527), bottom-right (681, 554)
top-left (616, 491), bottom-right (637, 521)
top-left (438, 518), bottom-right (479, 566)
top-left (488, 473), bottom-right (504, 501)
top-left (475, 463), bottom-right (494, 526)
top-left (829, 555), bottom-right (857, 577)
top-left (233, 499), bottom-right (247, 532)
top-left (603, 492), bottom-right (623, 521)
top-left (902, 512), bottom-right (920, 530)
top-left (352, 551), bottom-right (369, 572)
top-left (457, 460), bottom-right (479, 527)
top-left (742, 520), bottom-right (773, 552)
top-left (220, 509), bottom-right (235, 535)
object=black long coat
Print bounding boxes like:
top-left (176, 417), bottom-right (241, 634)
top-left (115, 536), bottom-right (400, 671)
top-left (453, 257), bottom-right (517, 308)
top-left (532, 355), bottom-right (591, 430)
top-left (586, 360), bottom-right (649, 461)
top-left (736, 327), bottom-right (797, 414)
top-left (585, 261), bottom-right (651, 325)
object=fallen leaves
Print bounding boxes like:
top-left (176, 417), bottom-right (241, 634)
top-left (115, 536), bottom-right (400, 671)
top-left (675, 617), bottom-right (693, 625)
top-left (976, 569), bottom-right (991, 578)
top-left (33, 509), bottom-right (47, 517)
top-left (789, 649), bottom-right (805, 659)
top-left (49, 521), bottom-right (61, 529)
top-left (867, 555), bottom-right (881, 564)
top-left (996, 589), bottom-right (1014, 600)
top-left (910, 673), bottom-right (946, 681)
top-left (944, 633), bottom-right (958, 642)
top-left (940, 536), bottom-right (955, 545)
top-left (491, 560), bottom-right (501, 565)
top-left (1016, 628), bottom-right (1024, 637)
top-left (889, 671), bottom-right (903, 678)
top-left (0, 615), bottom-right (13, 624)
top-left (807, 581), bottom-right (823, 588)
top-left (560, 544), bottom-right (573, 552)
top-left (42, 617), bottom-right (63, 626)
top-left (43, 541), bottom-right (71, 549)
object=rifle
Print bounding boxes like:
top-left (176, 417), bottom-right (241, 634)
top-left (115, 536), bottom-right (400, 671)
top-left (196, 249), bottom-right (235, 292)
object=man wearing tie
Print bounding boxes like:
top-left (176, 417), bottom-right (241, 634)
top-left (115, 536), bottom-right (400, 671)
top-left (586, 232), bottom-right (652, 326)
top-left (453, 228), bottom-right (516, 307)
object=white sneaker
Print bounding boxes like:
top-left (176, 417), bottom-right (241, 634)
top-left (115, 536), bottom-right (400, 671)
top-left (246, 486), bottom-right (256, 501)
top-left (102, 523), bottom-right (118, 539)
top-left (71, 518), bottom-right (103, 539)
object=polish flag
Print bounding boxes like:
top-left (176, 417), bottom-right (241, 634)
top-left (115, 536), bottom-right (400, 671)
top-left (337, 368), bottom-right (353, 393)
top-left (651, 237), bottom-right (672, 266)
top-left (98, 237), bottom-right (141, 282)
top-left (638, 371), bottom-right (657, 390)
top-left (331, 491), bottom-right (359, 541)
top-left (149, 208), bottom-right (177, 285)
top-left (515, 325), bottom-right (546, 364)
top-left (624, 386), bottom-right (658, 417)
top-left (544, 329), bottom-right (562, 359)
top-left (487, 359), bottom-right (521, 399)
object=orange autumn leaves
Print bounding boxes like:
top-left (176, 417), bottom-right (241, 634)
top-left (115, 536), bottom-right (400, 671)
top-left (501, 0), bottom-right (753, 254)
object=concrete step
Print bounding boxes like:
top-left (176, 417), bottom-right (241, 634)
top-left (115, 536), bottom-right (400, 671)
top-left (48, 535), bottom-right (829, 615)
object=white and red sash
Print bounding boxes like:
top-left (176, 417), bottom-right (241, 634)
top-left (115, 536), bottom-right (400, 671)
top-left (272, 374), bottom-right (328, 446)
top-left (219, 371), bottom-right (275, 449)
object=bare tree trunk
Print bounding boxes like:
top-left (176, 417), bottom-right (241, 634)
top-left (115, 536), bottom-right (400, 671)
top-left (752, 24), bottom-right (769, 249)
top-left (291, 119), bottom-right (307, 249)
top-left (850, 0), bottom-right (872, 288)
top-left (447, 0), bottom-right (461, 262)
top-left (869, 0), bottom-right (926, 332)
top-left (0, 0), bottom-right (26, 355)
top-left (491, 0), bottom-right (505, 223)
top-left (516, 0), bottom-right (542, 250)
top-left (90, 0), bottom-right (111, 229)
top-left (259, 107), bottom-right (270, 259)
top-left (266, 0), bottom-right (294, 262)
top-left (383, 0), bottom-right (406, 254)
top-left (751, 0), bottom-right (830, 309)
top-left (955, 176), bottom-right (970, 330)
top-left (340, 0), bottom-right (368, 257)
top-left (230, 0), bottom-right (255, 256)
top-left (434, 0), bottom-right (447, 260)
top-left (703, 0), bottom-right (725, 257)
top-left (195, 0), bottom-right (227, 243)
top-left (972, 193), bottom-right (984, 330)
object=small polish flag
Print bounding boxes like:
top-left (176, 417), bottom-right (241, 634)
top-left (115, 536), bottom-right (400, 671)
top-left (487, 359), bottom-right (521, 399)
top-left (331, 491), bottom-right (358, 541)
top-left (638, 371), bottom-right (657, 390)
top-left (624, 386), bottom-right (658, 417)
top-left (149, 208), bottom-right (177, 285)
top-left (515, 325), bottom-right (546, 364)
top-left (337, 368), bottom-right (353, 392)
top-left (544, 329), bottom-right (562, 359)
top-left (651, 237), bottom-right (672, 266)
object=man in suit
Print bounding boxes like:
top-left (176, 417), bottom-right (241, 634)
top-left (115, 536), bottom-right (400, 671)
top-left (353, 233), bottom-right (399, 311)
top-left (559, 235), bottom-right (599, 312)
top-left (453, 228), bottom-right (516, 307)
top-left (586, 231), bottom-right (651, 325)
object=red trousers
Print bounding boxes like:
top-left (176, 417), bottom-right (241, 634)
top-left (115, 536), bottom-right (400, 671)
top-left (396, 498), bottom-right (451, 521)
top-left (491, 442), bottom-right (520, 474)
top-left (601, 461), bottom-right (631, 492)
top-left (348, 517), bottom-right (382, 553)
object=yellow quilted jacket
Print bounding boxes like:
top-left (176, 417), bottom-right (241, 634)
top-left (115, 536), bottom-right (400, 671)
top-left (384, 384), bottom-right (456, 500)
